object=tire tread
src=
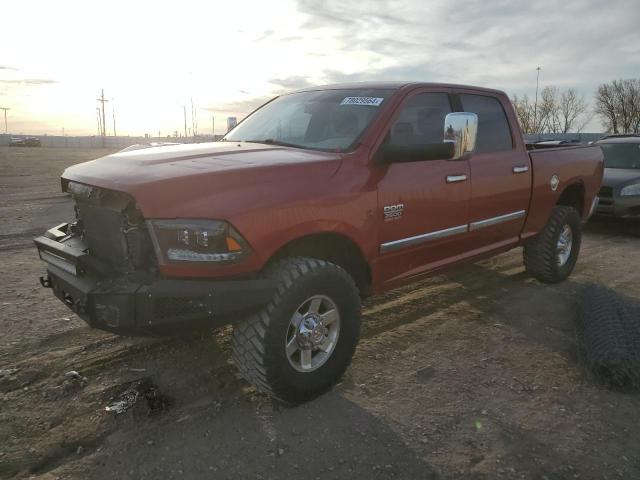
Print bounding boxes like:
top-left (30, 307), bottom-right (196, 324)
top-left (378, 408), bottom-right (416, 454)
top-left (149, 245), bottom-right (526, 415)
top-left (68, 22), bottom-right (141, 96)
top-left (231, 257), bottom-right (360, 402)
top-left (524, 205), bottom-right (581, 283)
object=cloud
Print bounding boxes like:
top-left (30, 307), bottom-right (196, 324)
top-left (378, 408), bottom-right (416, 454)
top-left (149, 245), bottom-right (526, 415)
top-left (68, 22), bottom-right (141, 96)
top-left (268, 76), bottom-right (313, 90)
top-left (254, 29), bottom-right (275, 42)
top-left (0, 78), bottom-right (58, 85)
top-left (279, 35), bottom-right (304, 42)
top-left (297, 0), bottom-right (639, 95)
top-left (204, 95), bottom-right (273, 114)
top-left (295, 0), bottom-right (411, 29)
top-left (0, 66), bottom-right (18, 71)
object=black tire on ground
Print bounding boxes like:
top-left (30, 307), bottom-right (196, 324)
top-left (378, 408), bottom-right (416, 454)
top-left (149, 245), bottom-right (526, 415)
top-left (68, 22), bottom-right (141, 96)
top-left (232, 257), bottom-right (361, 404)
top-left (577, 284), bottom-right (640, 389)
top-left (523, 205), bottom-right (582, 283)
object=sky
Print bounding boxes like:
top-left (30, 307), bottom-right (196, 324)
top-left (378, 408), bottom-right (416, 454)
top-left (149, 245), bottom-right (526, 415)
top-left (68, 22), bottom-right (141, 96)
top-left (1, 0), bottom-right (638, 136)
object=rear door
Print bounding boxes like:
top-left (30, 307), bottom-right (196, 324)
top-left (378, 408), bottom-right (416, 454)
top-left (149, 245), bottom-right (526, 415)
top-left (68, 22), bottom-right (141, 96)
top-left (376, 89), bottom-right (472, 285)
top-left (455, 91), bottom-right (531, 252)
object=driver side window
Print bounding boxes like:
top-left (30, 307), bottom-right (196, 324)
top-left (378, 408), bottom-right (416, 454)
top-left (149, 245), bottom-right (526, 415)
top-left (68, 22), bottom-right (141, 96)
top-left (389, 93), bottom-right (452, 147)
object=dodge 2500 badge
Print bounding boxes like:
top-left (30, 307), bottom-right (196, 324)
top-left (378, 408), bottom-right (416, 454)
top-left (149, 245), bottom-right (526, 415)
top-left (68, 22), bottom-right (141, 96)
top-left (35, 82), bottom-right (604, 403)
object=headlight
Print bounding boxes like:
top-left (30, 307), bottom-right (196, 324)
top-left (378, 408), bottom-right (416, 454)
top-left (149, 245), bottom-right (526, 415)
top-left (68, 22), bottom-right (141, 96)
top-left (147, 219), bottom-right (250, 264)
top-left (620, 183), bottom-right (640, 196)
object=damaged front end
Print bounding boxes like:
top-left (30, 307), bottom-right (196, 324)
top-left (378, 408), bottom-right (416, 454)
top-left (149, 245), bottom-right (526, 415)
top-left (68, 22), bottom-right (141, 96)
top-left (35, 182), bottom-right (274, 335)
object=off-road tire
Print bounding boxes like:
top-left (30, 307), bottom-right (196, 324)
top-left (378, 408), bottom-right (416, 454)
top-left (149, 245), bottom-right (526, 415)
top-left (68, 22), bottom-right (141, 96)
top-left (232, 257), bottom-right (361, 403)
top-left (577, 284), bottom-right (640, 389)
top-left (523, 205), bottom-right (582, 283)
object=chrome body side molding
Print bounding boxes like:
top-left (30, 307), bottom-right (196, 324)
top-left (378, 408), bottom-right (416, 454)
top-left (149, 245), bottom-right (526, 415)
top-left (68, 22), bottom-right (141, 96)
top-left (469, 210), bottom-right (526, 231)
top-left (380, 224), bottom-right (468, 253)
top-left (380, 210), bottom-right (528, 253)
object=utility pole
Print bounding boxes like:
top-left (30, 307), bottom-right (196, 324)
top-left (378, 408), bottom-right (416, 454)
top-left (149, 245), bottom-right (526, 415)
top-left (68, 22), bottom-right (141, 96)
top-left (97, 89), bottom-right (108, 136)
top-left (0, 107), bottom-right (9, 133)
top-left (112, 105), bottom-right (117, 137)
top-left (212, 116), bottom-right (215, 139)
top-left (183, 106), bottom-right (187, 138)
top-left (190, 97), bottom-right (195, 138)
top-left (533, 66), bottom-right (541, 134)
top-left (96, 107), bottom-right (102, 136)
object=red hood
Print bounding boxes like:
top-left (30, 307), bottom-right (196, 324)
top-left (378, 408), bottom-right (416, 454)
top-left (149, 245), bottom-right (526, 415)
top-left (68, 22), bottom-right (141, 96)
top-left (62, 142), bottom-right (343, 218)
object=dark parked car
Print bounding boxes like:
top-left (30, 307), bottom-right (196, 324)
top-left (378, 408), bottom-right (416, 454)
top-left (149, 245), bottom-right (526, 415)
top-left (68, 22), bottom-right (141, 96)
top-left (24, 136), bottom-right (42, 147)
top-left (8, 136), bottom-right (41, 147)
top-left (594, 134), bottom-right (640, 218)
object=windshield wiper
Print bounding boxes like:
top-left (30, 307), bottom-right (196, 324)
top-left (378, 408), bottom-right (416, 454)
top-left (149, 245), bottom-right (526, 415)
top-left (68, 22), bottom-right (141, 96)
top-left (243, 139), bottom-right (306, 149)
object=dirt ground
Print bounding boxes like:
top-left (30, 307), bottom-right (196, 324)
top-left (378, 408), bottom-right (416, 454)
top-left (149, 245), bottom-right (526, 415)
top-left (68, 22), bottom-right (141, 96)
top-left (1, 146), bottom-right (639, 480)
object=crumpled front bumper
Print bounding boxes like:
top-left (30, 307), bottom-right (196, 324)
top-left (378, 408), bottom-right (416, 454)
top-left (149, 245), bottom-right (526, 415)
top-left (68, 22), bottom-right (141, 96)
top-left (35, 225), bottom-right (274, 336)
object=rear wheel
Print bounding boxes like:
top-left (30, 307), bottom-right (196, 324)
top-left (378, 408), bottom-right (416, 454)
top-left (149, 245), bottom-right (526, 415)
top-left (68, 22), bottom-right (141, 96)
top-left (523, 205), bottom-right (582, 283)
top-left (232, 257), bottom-right (361, 403)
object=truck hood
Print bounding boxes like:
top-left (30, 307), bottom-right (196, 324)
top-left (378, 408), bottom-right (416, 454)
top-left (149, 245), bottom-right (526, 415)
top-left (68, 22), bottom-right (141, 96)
top-left (602, 168), bottom-right (640, 187)
top-left (62, 142), bottom-right (343, 218)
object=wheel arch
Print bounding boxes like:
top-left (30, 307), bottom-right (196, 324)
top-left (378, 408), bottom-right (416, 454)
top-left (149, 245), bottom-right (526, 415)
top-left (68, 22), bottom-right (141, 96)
top-left (266, 232), bottom-right (372, 296)
top-left (556, 182), bottom-right (585, 217)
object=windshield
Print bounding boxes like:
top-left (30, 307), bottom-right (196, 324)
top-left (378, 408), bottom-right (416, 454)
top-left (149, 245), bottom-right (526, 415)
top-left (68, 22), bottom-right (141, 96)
top-left (223, 89), bottom-right (393, 151)
top-left (600, 143), bottom-right (640, 169)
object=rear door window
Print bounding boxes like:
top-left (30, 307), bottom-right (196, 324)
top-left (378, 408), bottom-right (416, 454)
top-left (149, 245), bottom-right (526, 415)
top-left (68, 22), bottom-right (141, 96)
top-left (459, 94), bottom-right (513, 153)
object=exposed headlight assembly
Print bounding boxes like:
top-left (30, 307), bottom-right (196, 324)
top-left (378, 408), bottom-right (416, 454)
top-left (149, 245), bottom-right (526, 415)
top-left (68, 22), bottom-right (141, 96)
top-left (620, 183), bottom-right (640, 197)
top-left (147, 219), bottom-right (250, 264)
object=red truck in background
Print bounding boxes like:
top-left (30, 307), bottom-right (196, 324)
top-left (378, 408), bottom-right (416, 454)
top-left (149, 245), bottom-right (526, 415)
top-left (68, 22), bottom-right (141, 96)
top-left (35, 82), bottom-right (604, 403)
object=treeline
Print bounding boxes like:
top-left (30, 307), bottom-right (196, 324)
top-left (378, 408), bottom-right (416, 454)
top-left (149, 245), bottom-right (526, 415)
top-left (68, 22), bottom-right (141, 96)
top-left (511, 78), bottom-right (640, 134)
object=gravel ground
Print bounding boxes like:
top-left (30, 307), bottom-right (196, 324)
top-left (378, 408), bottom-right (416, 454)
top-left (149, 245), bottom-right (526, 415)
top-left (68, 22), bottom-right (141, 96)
top-left (1, 147), bottom-right (639, 480)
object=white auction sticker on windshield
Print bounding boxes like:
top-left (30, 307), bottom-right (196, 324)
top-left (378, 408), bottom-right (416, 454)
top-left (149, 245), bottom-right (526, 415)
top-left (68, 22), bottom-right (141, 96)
top-left (340, 97), bottom-right (384, 106)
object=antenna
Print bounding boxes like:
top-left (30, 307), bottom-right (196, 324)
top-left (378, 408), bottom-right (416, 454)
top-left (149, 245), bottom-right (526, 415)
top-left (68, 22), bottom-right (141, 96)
top-left (0, 107), bottom-right (10, 133)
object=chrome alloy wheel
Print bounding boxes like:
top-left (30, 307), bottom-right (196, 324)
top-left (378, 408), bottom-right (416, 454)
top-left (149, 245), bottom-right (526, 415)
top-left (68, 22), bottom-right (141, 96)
top-left (556, 224), bottom-right (573, 266)
top-left (285, 295), bottom-right (341, 372)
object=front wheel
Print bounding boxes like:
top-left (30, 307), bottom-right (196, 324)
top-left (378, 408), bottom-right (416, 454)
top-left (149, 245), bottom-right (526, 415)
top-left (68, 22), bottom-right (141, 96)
top-left (523, 205), bottom-right (582, 283)
top-left (232, 257), bottom-right (361, 403)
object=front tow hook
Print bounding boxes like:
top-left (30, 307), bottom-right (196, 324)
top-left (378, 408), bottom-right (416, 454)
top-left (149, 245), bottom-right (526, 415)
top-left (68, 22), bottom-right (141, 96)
top-left (39, 276), bottom-right (52, 288)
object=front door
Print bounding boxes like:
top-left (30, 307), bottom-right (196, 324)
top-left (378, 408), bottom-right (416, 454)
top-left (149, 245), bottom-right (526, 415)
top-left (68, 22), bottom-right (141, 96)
top-left (376, 90), bottom-right (472, 286)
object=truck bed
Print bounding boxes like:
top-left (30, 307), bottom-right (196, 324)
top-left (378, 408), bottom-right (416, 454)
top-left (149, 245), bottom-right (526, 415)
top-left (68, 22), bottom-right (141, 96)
top-left (522, 145), bottom-right (604, 238)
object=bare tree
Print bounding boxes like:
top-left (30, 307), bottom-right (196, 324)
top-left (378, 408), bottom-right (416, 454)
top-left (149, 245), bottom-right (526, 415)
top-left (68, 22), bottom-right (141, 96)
top-left (512, 86), bottom-right (591, 134)
top-left (558, 89), bottom-right (590, 133)
top-left (511, 94), bottom-right (535, 134)
top-left (595, 78), bottom-right (640, 134)
top-left (537, 86), bottom-right (560, 133)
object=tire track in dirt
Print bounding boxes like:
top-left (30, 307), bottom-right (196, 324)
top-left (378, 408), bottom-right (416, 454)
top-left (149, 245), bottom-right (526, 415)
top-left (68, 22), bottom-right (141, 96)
top-left (361, 254), bottom-right (529, 341)
top-left (1, 331), bottom-right (242, 478)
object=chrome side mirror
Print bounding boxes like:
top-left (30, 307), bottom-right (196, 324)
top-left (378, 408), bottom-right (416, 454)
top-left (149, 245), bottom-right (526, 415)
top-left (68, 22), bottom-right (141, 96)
top-left (443, 112), bottom-right (478, 160)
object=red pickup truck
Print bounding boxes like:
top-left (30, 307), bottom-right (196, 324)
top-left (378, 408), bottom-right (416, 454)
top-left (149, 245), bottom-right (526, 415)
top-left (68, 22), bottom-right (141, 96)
top-left (35, 82), bottom-right (604, 402)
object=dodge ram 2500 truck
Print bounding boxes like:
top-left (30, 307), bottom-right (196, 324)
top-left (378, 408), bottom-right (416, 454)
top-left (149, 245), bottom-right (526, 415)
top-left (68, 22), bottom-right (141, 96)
top-left (35, 82), bottom-right (604, 403)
